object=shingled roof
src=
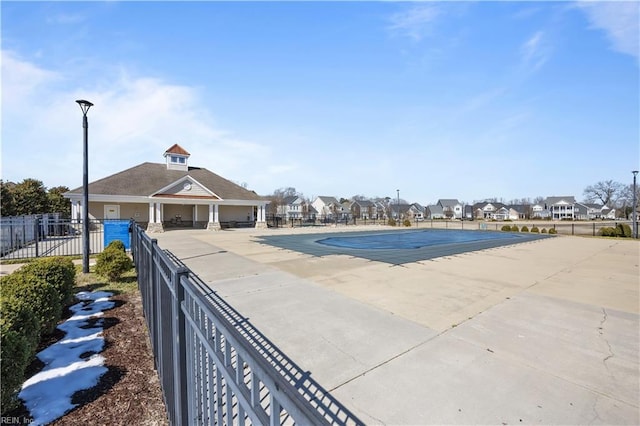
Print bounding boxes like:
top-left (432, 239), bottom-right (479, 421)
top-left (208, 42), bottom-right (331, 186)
top-left (164, 144), bottom-right (190, 156)
top-left (67, 162), bottom-right (262, 201)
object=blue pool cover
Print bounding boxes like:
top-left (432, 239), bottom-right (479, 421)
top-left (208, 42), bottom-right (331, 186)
top-left (257, 229), bottom-right (551, 265)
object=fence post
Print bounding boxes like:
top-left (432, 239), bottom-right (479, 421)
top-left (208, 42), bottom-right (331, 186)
top-left (173, 266), bottom-right (190, 426)
top-left (593, 222), bottom-right (596, 237)
top-left (34, 217), bottom-right (40, 258)
top-left (572, 223), bottom-right (575, 235)
top-left (149, 239), bottom-right (158, 357)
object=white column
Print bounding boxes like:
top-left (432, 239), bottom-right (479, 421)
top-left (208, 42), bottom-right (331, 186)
top-left (72, 201), bottom-right (80, 222)
top-left (194, 205), bottom-right (198, 226)
top-left (207, 203), bottom-right (221, 230)
top-left (146, 201), bottom-right (164, 232)
top-left (255, 204), bottom-right (268, 228)
top-left (149, 203), bottom-right (155, 223)
top-left (214, 204), bottom-right (219, 223)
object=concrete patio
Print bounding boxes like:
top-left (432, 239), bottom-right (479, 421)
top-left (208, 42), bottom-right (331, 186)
top-left (153, 226), bottom-right (639, 425)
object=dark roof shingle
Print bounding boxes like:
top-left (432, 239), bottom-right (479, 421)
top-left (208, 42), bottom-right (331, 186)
top-left (67, 162), bottom-right (261, 201)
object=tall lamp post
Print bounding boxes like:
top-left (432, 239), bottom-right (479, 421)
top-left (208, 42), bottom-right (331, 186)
top-left (397, 189), bottom-right (400, 225)
top-left (76, 100), bottom-right (93, 273)
top-left (633, 170), bottom-right (638, 239)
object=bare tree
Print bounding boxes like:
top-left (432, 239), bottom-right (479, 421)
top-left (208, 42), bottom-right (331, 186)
top-left (617, 183), bottom-right (640, 219)
top-left (583, 180), bottom-right (624, 207)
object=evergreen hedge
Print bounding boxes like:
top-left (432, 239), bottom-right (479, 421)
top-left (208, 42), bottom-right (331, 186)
top-left (18, 257), bottom-right (76, 307)
top-left (0, 256), bottom-right (76, 412)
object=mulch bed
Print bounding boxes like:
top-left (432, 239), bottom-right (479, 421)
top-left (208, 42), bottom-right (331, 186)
top-left (52, 291), bottom-right (168, 425)
top-left (5, 292), bottom-right (168, 425)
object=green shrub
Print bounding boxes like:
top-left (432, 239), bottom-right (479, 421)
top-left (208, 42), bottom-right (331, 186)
top-left (616, 223), bottom-right (632, 238)
top-left (548, 228), bottom-right (557, 235)
top-left (511, 225), bottom-right (519, 232)
top-left (388, 218), bottom-right (397, 227)
top-left (530, 226), bottom-right (539, 233)
top-left (521, 226), bottom-right (529, 232)
top-left (18, 257), bottom-right (76, 308)
top-left (598, 227), bottom-right (615, 237)
top-left (541, 228), bottom-right (547, 233)
top-left (106, 239), bottom-right (126, 252)
top-left (1, 273), bottom-right (61, 336)
top-left (501, 225), bottom-right (512, 232)
top-left (403, 219), bottom-right (412, 227)
top-left (0, 290), bottom-right (39, 412)
top-left (95, 241), bottom-right (133, 281)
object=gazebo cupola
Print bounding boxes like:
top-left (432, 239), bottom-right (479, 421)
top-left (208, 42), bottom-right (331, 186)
top-left (164, 144), bottom-right (190, 171)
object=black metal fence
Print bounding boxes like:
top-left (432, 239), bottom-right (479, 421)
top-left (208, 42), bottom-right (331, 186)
top-left (130, 222), bottom-right (363, 425)
top-left (422, 219), bottom-right (637, 237)
top-left (0, 215), bottom-right (107, 260)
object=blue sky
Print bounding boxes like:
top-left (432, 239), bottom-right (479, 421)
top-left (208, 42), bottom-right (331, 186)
top-left (2, 1), bottom-right (638, 205)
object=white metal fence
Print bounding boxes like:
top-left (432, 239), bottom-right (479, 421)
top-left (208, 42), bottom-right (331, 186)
top-left (0, 215), bottom-right (106, 259)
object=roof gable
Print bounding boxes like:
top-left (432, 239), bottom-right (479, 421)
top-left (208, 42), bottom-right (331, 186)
top-left (66, 162), bottom-right (261, 201)
top-left (438, 199), bottom-right (460, 208)
top-left (152, 176), bottom-right (220, 200)
top-left (546, 196), bottom-right (576, 205)
top-left (164, 144), bottom-right (190, 156)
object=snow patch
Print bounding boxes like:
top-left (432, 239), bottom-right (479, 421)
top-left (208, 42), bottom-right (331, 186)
top-left (19, 291), bottom-right (115, 425)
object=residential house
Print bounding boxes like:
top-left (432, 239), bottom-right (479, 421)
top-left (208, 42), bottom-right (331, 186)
top-left (390, 204), bottom-right (412, 220)
top-left (277, 195), bottom-right (304, 220)
top-left (578, 203), bottom-right (616, 220)
top-left (546, 196), bottom-right (576, 220)
top-left (531, 203), bottom-right (549, 219)
top-left (437, 199), bottom-right (463, 219)
top-left (64, 144), bottom-right (268, 232)
top-left (508, 204), bottom-right (531, 220)
top-left (409, 203), bottom-right (426, 221)
top-left (350, 199), bottom-right (376, 219)
top-left (426, 204), bottom-right (444, 219)
top-left (311, 196), bottom-right (349, 221)
top-left (473, 202), bottom-right (505, 220)
top-left (374, 200), bottom-right (389, 220)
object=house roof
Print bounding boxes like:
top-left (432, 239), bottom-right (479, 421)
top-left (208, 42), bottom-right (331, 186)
top-left (508, 204), bottom-right (527, 213)
top-left (283, 195), bottom-right (302, 205)
top-left (437, 199), bottom-right (460, 207)
top-left (315, 196), bottom-right (340, 205)
top-left (352, 199), bottom-right (375, 208)
top-left (411, 203), bottom-right (425, 213)
top-left (427, 204), bottom-right (444, 214)
top-left (164, 144), bottom-right (190, 156)
top-left (546, 196), bottom-right (576, 205)
top-left (472, 202), bottom-right (506, 210)
top-left (67, 162), bottom-right (262, 200)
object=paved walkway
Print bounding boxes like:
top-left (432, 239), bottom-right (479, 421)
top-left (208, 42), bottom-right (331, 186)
top-left (153, 226), bottom-right (639, 425)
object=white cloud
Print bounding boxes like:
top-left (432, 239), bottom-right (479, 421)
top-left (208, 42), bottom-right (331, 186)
top-left (575, 1), bottom-right (639, 61)
top-left (1, 50), bottom-right (61, 104)
top-left (521, 30), bottom-right (550, 73)
top-left (46, 13), bottom-right (86, 25)
top-left (388, 4), bottom-right (440, 41)
top-left (1, 50), bottom-right (277, 193)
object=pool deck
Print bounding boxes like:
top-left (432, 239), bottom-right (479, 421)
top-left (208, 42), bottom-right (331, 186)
top-left (153, 225), bottom-right (639, 425)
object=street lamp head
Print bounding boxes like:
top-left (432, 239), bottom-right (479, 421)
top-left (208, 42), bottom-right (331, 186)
top-left (633, 170), bottom-right (639, 176)
top-left (75, 99), bottom-right (93, 115)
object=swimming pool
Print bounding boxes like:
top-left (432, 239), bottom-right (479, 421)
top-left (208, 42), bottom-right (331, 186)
top-left (317, 229), bottom-right (520, 250)
top-left (258, 229), bottom-right (551, 265)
